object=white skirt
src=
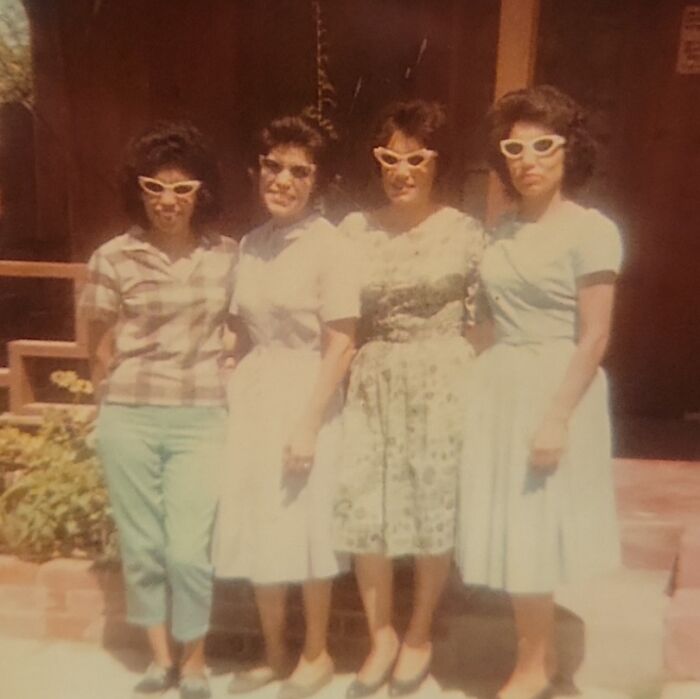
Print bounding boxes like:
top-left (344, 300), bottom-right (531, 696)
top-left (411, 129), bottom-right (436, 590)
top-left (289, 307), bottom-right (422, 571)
top-left (456, 339), bottom-right (620, 594)
top-left (214, 345), bottom-right (347, 584)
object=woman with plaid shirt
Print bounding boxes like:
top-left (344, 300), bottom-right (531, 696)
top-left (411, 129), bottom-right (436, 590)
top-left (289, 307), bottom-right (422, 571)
top-left (80, 121), bottom-right (236, 699)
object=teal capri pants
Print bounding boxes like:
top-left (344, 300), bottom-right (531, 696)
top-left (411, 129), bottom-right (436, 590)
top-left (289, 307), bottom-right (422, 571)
top-left (96, 404), bottom-right (226, 642)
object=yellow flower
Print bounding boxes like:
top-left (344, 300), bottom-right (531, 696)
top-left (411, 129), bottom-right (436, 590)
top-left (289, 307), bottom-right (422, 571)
top-left (50, 370), bottom-right (79, 389)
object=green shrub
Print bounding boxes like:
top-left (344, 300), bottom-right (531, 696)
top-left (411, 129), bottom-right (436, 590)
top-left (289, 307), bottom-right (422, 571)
top-left (0, 371), bottom-right (118, 562)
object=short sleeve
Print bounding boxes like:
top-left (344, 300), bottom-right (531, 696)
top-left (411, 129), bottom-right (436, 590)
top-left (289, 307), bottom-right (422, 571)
top-left (78, 247), bottom-right (120, 323)
top-left (319, 230), bottom-right (361, 322)
top-left (335, 211), bottom-right (368, 243)
top-left (572, 213), bottom-right (623, 278)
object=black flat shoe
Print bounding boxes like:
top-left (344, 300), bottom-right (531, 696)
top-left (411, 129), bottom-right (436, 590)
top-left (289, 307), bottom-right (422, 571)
top-left (179, 674), bottom-right (212, 699)
top-left (530, 686), bottom-right (554, 699)
top-left (133, 663), bottom-right (179, 697)
top-left (495, 685), bottom-right (555, 699)
top-left (387, 656), bottom-right (431, 697)
top-left (345, 661), bottom-right (395, 698)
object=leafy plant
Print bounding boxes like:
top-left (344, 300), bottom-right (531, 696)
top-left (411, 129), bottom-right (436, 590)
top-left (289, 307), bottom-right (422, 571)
top-left (0, 1), bottom-right (32, 108)
top-left (0, 371), bottom-right (118, 562)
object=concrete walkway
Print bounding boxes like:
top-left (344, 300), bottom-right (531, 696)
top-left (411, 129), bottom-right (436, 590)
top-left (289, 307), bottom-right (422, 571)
top-left (0, 635), bottom-right (649, 699)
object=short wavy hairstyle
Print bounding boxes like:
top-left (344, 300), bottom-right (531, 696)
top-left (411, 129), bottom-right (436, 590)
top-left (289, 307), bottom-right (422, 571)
top-left (373, 99), bottom-right (451, 181)
top-left (255, 110), bottom-right (338, 194)
top-left (121, 120), bottom-right (221, 230)
top-left (487, 85), bottom-right (596, 198)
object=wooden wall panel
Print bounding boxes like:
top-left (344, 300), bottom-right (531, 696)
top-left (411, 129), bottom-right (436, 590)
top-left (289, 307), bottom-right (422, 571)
top-left (537, 0), bottom-right (700, 418)
top-left (486, 0), bottom-right (541, 222)
top-left (25, 1), bottom-right (697, 417)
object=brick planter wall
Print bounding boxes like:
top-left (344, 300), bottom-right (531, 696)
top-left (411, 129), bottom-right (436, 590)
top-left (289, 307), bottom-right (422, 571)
top-left (3, 458), bottom-right (700, 688)
top-left (0, 554), bottom-right (463, 665)
top-left (0, 553), bottom-right (582, 688)
top-left (0, 556), bottom-right (131, 645)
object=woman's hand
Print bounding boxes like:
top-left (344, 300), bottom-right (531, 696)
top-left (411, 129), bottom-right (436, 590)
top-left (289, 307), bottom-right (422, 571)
top-left (283, 421), bottom-right (319, 476)
top-left (529, 417), bottom-right (568, 473)
top-left (220, 354), bottom-right (236, 372)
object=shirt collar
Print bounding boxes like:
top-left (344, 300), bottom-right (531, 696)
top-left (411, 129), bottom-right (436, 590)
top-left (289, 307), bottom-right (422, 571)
top-left (123, 225), bottom-right (219, 252)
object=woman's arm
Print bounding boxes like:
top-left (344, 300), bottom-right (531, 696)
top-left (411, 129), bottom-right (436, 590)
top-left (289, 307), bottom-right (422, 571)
top-left (284, 317), bottom-right (357, 474)
top-left (85, 318), bottom-right (115, 406)
top-left (221, 314), bottom-right (251, 369)
top-left (530, 270), bottom-right (617, 471)
top-left (465, 318), bottom-right (496, 355)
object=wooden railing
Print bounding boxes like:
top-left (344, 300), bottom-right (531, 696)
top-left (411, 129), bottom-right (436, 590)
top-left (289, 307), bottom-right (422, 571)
top-left (0, 261), bottom-right (87, 419)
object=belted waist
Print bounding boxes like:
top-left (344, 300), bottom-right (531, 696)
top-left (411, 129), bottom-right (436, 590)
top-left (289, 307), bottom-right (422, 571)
top-left (363, 329), bottom-right (464, 344)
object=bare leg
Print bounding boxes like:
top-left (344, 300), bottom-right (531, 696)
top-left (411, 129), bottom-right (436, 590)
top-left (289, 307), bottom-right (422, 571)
top-left (180, 637), bottom-right (207, 677)
top-left (354, 554), bottom-right (399, 684)
top-left (146, 623), bottom-right (175, 669)
top-left (498, 594), bottom-right (554, 699)
top-left (392, 553), bottom-right (451, 681)
top-left (254, 584), bottom-right (290, 673)
top-left (301, 578), bottom-right (332, 660)
top-left (286, 579), bottom-right (334, 685)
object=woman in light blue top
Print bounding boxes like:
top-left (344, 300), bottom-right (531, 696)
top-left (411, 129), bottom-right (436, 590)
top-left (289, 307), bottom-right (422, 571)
top-left (456, 86), bottom-right (623, 699)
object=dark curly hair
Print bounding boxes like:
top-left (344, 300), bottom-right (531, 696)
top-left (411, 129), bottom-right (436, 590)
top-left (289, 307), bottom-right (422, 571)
top-left (121, 120), bottom-right (221, 231)
top-left (373, 99), bottom-right (451, 181)
top-left (255, 109), bottom-right (338, 194)
top-left (487, 85), bottom-right (595, 198)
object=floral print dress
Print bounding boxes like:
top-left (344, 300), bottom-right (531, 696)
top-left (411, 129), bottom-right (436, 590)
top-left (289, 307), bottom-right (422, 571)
top-left (334, 207), bottom-right (484, 556)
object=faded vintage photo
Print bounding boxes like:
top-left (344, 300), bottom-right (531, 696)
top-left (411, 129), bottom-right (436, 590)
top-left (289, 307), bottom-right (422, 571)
top-left (0, 2), bottom-right (698, 699)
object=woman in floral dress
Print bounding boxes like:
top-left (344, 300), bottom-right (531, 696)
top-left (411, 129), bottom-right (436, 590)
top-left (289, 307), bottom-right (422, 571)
top-left (334, 100), bottom-right (484, 698)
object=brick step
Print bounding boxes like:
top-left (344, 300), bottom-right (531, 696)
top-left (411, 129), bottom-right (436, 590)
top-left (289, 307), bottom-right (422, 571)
top-left (620, 516), bottom-right (684, 570)
top-left (555, 567), bottom-right (669, 692)
top-left (664, 526), bottom-right (700, 681)
top-left (666, 589), bottom-right (700, 681)
top-left (0, 554), bottom-right (667, 693)
top-left (674, 526), bottom-right (700, 590)
top-left (615, 459), bottom-right (700, 572)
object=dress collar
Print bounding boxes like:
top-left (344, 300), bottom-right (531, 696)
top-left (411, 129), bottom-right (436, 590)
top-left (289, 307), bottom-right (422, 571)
top-left (265, 211), bottom-right (322, 242)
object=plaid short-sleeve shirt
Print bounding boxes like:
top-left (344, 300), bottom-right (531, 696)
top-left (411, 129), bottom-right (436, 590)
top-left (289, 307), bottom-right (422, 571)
top-left (79, 226), bottom-right (237, 406)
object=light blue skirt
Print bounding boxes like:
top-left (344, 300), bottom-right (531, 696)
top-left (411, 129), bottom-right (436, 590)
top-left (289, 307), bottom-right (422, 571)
top-left (456, 339), bottom-right (621, 594)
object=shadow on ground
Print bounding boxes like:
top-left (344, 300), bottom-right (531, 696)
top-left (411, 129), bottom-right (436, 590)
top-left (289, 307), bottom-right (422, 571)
top-left (97, 569), bottom-right (585, 695)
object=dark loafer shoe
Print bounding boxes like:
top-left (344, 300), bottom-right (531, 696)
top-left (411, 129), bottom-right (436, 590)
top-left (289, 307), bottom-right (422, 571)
top-left (346, 661), bottom-right (395, 698)
top-left (179, 674), bottom-right (212, 699)
top-left (133, 663), bottom-right (178, 697)
top-left (388, 657), bottom-right (431, 697)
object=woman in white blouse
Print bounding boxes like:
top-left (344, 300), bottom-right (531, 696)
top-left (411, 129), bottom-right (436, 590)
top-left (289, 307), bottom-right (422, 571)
top-left (214, 112), bottom-right (359, 699)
